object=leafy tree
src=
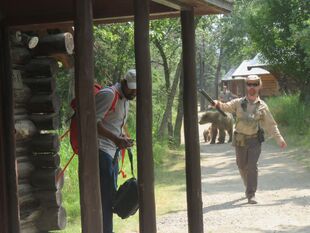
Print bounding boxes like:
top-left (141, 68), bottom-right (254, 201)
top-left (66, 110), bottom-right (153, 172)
top-left (93, 23), bottom-right (135, 85)
top-left (150, 19), bottom-right (182, 140)
top-left (246, 0), bottom-right (310, 103)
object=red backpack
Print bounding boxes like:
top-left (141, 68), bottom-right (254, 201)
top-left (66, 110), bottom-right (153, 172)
top-left (57, 84), bottom-right (120, 181)
top-left (69, 84), bottom-right (120, 154)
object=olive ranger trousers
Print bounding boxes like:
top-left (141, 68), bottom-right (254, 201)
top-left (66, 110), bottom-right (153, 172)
top-left (235, 138), bottom-right (261, 198)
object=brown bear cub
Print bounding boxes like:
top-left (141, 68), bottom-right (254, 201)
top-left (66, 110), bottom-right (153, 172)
top-left (199, 110), bottom-right (234, 144)
top-left (203, 126), bottom-right (212, 143)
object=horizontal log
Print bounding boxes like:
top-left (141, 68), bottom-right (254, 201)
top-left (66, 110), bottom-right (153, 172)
top-left (11, 47), bottom-right (31, 65)
top-left (33, 32), bottom-right (74, 56)
top-left (16, 140), bottom-right (31, 158)
top-left (32, 153), bottom-right (60, 168)
top-left (23, 77), bottom-right (56, 93)
top-left (25, 58), bottom-right (59, 77)
top-left (10, 31), bottom-right (39, 49)
top-left (14, 107), bottom-right (27, 116)
top-left (28, 93), bottom-right (60, 113)
top-left (30, 113), bottom-right (60, 130)
top-left (31, 133), bottom-right (60, 153)
top-left (15, 102), bottom-right (28, 110)
top-left (14, 84), bottom-right (31, 104)
top-left (14, 113), bottom-right (28, 122)
top-left (20, 195), bottom-right (41, 222)
top-left (15, 119), bottom-right (37, 141)
top-left (36, 206), bottom-right (67, 231)
top-left (18, 183), bottom-right (34, 198)
top-left (17, 156), bottom-right (35, 180)
top-left (10, 31), bottom-right (23, 46)
top-left (12, 69), bottom-right (23, 89)
top-left (35, 190), bottom-right (62, 208)
top-left (20, 222), bottom-right (40, 233)
top-left (31, 168), bottom-right (64, 191)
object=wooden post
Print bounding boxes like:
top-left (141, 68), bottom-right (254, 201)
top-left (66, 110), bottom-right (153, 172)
top-left (181, 10), bottom-right (204, 233)
top-left (0, 24), bottom-right (10, 233)
top-left (74, 0), bottom-right (103, 232)
top-left (0, 19), bottom-right (21, 233)
top-left (134, 1), bottom-right (157, 233)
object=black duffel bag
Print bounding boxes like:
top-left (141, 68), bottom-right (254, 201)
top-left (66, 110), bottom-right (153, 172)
top-left (112, 149), bottom-right (139, 219)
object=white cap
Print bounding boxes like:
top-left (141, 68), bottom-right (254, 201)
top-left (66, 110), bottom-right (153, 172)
top-left (124, 69), bottom-right (136, 89)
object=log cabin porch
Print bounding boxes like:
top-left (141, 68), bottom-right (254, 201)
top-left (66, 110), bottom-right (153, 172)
top-left (0, 1), bottom-right (232, 232)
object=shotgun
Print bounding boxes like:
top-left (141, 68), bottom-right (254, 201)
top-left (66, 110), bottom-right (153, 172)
top-left (198, 88), bottom-right (227, 117)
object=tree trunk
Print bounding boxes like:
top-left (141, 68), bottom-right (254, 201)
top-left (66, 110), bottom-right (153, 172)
top-left (153, 38), bottom-right (170, 91)
top-left (198, 46), bottom-right (206, 112)
top-left (157, 58), bottom-right (182, 140)
top-left (173, 65), bottom-right (184, 146)
top-left (214, 46), bottom-right (223, 99)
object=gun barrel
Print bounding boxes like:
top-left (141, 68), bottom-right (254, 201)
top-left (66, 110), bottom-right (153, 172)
top-left (198, 88), bottom-right (227, 117)
top-left (198, 89), bottom-right (215, 105)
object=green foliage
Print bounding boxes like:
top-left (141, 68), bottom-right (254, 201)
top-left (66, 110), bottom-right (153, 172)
top-left (93, 23), bottom-right (135, 84)
top-left (56, 68), bottom-right (74, 126)
top-left (58, 132), bottom-right (81, 222)
top-left (266, 94), bottom-right (310, 145)
top-left (218, 0), bottom-right (257, 69)
top-left (246, 0), bottom-right (310, 81)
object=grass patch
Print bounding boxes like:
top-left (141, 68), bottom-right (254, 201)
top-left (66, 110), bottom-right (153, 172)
top-left (53, 136), bottom-right (186, 232)
top-left (266, 94), bottom-right (310, 168)
top-left (54, 94), bottom-right (310, 232)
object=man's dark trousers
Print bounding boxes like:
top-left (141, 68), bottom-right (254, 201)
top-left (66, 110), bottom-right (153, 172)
top-left (99, 150), bottom-right (119, 233)
top-left (235, 138), bottom-right (261, 198)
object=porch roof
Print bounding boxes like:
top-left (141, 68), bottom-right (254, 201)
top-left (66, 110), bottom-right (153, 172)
top-left (2, 0), bottom-right (233, 28)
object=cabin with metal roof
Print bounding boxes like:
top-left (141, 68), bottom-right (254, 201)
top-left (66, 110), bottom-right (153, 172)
top-left (0, 1), bottom-right (233, 233)
top-left (221, 54), bottom-right (280, 98)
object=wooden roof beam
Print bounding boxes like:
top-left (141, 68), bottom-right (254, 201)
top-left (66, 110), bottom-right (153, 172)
top-left (202, 0), bottom-right (233, 13)
top-left (152, 0), bottom-right (191, 10)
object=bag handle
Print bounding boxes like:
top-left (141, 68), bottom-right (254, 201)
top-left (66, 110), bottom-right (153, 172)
top-left (127, 148), bottom-right (135, 178)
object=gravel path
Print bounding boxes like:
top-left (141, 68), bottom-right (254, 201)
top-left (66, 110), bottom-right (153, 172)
top-left (157, 128), bottom-right (310, 233)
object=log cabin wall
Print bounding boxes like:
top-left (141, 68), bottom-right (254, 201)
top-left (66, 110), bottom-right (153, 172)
top-left (260, 74), bottom-right (280, 97)
top-left (11, 30), bottom-right (72, 232)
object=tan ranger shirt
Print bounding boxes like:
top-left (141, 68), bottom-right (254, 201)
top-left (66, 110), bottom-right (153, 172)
top-left (220, 97), bottom-right (284, 145)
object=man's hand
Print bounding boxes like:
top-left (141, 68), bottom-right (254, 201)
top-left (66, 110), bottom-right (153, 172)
top-left (115, 136), bottom-right (134, 149)
top-left (212, 100), bottom-right (221, 108)
top-left (278, 139), bottom-right (287, 149)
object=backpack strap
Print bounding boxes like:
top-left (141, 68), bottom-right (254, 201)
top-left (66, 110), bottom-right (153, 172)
top-left (118, 149), bottom-right (127, 178)
top-left (103, 86), bottom-right (120, 118)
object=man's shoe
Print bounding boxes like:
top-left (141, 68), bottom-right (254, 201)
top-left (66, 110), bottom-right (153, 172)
top-left (247, 196), bottom-right (257, 204)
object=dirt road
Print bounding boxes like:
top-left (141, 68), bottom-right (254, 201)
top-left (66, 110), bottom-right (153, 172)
top-left (158, 127), bottom-right (310, 233)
